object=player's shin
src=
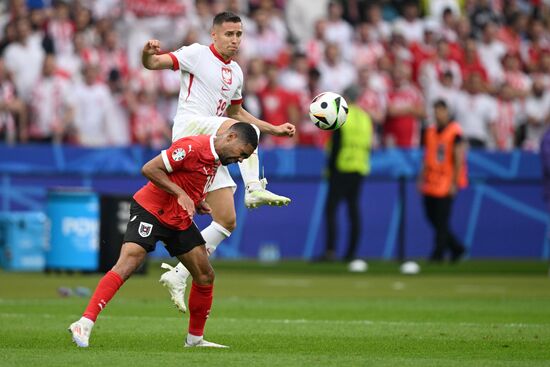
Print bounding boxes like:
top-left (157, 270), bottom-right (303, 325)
top-left (83, 270), bottom-right (125, 322)
top-left (238, 124), bottom-right (261, 191)
top-left (187, 282), bottom-right (214, 339)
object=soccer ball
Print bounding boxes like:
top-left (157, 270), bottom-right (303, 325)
top-left (309, 92), bottom-right (348, 130)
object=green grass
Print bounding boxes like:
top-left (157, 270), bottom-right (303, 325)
top-left (1, 260), bottom-right (550, 367)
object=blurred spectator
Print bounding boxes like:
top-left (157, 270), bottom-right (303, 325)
top-left (0, 57), bottom-right (27, 144)
top-left (131, 89), bottom-right (170, 149)
top-left (477, 21), bottom-right (507, 84)
top-left (419, 38), bottom-right (462, 91)
top-left (3, 17), bottom-right (45, 102)
top-left (523, 79), bottom-right (550, 151)
top-left (28, 55), bottom-right (74, 143)
top-left (454, 73), bottom-right (496, 148)
top-left (384, 62), bottom-right (425, 148)
top-left (105, 69), bottom-right (132, 146)
top-left (424, 71), bottom-right (460, 125)
top-left (393, 1), bottom-right (424, 44)
top-left (324, 1), bottom-right (354, 47)
top-left (501, 52), bottom-right (532, 98)
top-left (303, 19), bottom-right (327, 68)
top-left (98, 28), bottom-right (129, 82)
top-left (425, 1), bottom-right (460, 22)
top-left (71, 63), bottom-right (116, 146)
top-left (0, 21), bottom-right (18, 56)
top-left (285, 0), bottom-right (329, 45)
top-left (469, 0), bottom-right (502, 36)
top-left (279, 52), bottom-right (309, 93)
top-left (318, 43), bottom-right (356, 94)
top-left (352, 22), bottom-right (385, 70)
top-left (458, 37), bottom-right (489, 83)
top-left (258, 63), bottom-right (300, 147)
top-left (47, 0), bottom-right (75, 56)
top-left (364, 3), bottom-right (391, 42)
top-left (244, 8), bottom-right (287, 64)
top-left (490, 82), bottom-right (523, 151)
top-left (498, 11), bottom-right (528, 55)
top-left (357, 66), bottom-right (386, 147)
top-left (320, 85), bottom-right (372, 262)
top-left (521, 17), bottom-right (550, 73)
top-left (419, 99), bottom-right (467, 262)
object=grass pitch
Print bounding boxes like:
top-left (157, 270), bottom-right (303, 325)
top-left (1, 260), bottom-right (550, 367)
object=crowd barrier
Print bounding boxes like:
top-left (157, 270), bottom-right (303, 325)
top-left (0, 144), bottom-right (546, 263)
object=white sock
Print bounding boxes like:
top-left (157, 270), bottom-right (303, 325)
top-left (187, 333), bottom-right (203, 344)
top-left (238, 124), bottom-right (261, 191)
top-left (174, 221), bottom-right (231, 279)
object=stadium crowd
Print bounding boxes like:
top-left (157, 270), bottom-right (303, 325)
top-left (0, 0), bottom-right (549, 151)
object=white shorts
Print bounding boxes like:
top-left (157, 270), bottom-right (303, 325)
top-left (172, 115), bottom-right (237, 193)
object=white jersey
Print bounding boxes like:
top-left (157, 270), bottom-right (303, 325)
top-left (169, 43), bottom-right (244, 132)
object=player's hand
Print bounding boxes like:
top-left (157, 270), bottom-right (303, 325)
top-left (274, 123), bottom-right (296, 137)
top-left (143, 40), bottom-right (161, 56)
top-left (177, 194), bottom-right (195, 218)
top-left (196, 200), bottom-right (212, 215)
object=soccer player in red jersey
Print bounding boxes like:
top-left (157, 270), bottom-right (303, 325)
top-left (68, 123), bottom-right (258, 348)
top-left (141, 11), bottom-right (295, 313)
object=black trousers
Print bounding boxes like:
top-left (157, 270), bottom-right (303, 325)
top-left (325, 172), bottom-right (363, 260)
top-left (422, 195), bottom-right (464, 260)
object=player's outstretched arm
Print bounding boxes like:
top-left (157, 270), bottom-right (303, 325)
top-left (142, 40), bottom-right (175, 70)
top-left (141, 155), bottom-right (195, 217)
top-left (226, 104), bottom-right (296, 137)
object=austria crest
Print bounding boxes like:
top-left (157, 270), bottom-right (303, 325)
top-left (138, 222), bottom-right (153, 237)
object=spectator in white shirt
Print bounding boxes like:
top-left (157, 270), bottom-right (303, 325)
top-left (318, 43), bottom-right (356, 94)
top-left (523, 79), bottom-right (550, 151)
top-left (3, 17), bottom-right (45, 102)
top-left (454, 73), bottom-right (497, 148)
top-left (324, 1), bottom-right (354, 47)
top-left (0, 57), bottom-right (27, 144)
top-left (477, 21), bottom-right (508, 85)
top-left (71, 63), bottom-right (116, 146)
top-left (29, 54), bottom-right (75, 143)
top-left (393, 2), bottom-right (425, 44)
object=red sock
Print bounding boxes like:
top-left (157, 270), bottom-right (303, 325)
top-left (83, 271), bottom-right (124, 322)
top-left (188, 282), bottom-right (213, 336)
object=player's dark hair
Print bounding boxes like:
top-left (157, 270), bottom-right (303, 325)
top-left (213, 12), bottom-right (241, 27)
top-left (229, 122), bottom-right (258, 150)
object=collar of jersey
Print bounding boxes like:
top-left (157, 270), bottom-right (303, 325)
top-left (209, 44), bottom-right (231, 65)
top-left (210, 135), bottom-right (220, 161)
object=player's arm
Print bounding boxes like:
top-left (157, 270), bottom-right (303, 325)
top-left (141, 40), bottom-right (175, 70)
top-left (451, 137), bottom-right (466, 196)
top-left (226, 104), bottom-right (296, 137)
top-left (141, 155), bottom-right (195, 217)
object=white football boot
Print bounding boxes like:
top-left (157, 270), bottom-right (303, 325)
top-left (185, 337), bottom-right (229, 348)
top-left (159, 263), bottom-right (188, 313)
top-left (244, 178), bottom-right (291, 209)
top-left (68, 317), bottom-right (94, 347)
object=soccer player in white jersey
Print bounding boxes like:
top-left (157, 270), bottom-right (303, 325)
top-left (141, 11), bottom-right (295, 312)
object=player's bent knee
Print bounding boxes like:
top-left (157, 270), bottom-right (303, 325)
top-left (217, 218), bottom-right (236, 232)
top-left (194, 267), bottom-right (215, 285)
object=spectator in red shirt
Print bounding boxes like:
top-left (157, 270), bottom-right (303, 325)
top-left (258, 63), bottom-right (300, 147)
top-left (384, 62), bottom-right (425, 148)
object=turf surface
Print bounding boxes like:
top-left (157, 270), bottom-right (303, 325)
top-left (1, 260), bottom-right (550, 367)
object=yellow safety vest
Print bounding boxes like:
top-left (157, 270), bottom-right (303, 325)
top-left (333, 104), bottom-right (373, 175)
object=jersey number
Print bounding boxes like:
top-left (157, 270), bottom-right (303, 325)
top-left (216, 99), bottom-right (227, 116)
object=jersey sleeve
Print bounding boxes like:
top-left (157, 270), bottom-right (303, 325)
top-left (231, 65), bottom-right (244, 105)
top-left (161, 138), bottom-right (201, 173)
top-left (169, 43), bottom-right (202, 72)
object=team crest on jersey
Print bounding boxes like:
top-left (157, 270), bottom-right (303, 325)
top-left (221, 67), bottom-right (232, 85)
top-left (172, 148), bottom-right (186, 161)
top-left (138, 222), bottom-right (153, 237)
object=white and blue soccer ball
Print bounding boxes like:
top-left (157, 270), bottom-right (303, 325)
top-left (309, 92), bottom-right (348, 130)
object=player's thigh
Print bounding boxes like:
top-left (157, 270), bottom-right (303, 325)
top-left (176, 245), bottom-right (214, 285)
top-left (206, 187), bottom-right (236, 230)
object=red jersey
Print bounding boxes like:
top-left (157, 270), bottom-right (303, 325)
top-left (133, 135), bottom-right (219, 230)
top-left (385, 84), bottom-right (424, 148)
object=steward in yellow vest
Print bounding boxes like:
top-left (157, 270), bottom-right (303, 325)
top-left (319, 86), bottom-right (373, 262)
